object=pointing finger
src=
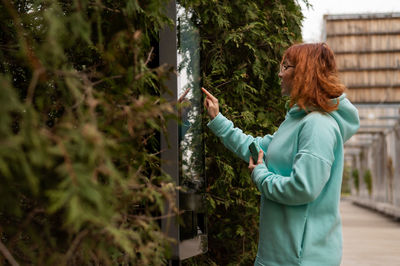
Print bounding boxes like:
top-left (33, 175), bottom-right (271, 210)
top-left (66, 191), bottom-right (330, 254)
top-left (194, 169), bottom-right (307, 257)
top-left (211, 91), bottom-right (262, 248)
top-left (201, 87), bottom-right (212, 97)
top-left (201, 87), bottom-right (217, 102)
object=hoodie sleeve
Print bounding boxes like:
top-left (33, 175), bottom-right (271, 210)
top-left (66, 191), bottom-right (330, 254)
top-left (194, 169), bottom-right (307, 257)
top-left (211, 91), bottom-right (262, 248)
top-left (251, 115), bottom-right (338, 206)
top-left (207, 113), bottom-right (274, 163)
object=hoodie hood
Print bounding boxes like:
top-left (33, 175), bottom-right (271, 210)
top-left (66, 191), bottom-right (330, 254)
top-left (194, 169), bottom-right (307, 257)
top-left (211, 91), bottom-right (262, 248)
top-left (328, 94), bottom-right (360, 142)
top-left (287, 94), bottom-right (360, 142)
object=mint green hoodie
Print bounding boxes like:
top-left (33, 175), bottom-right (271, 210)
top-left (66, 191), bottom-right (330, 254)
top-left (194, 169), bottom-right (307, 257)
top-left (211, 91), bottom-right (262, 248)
top-left (207, 94), bottom-right (359, 266)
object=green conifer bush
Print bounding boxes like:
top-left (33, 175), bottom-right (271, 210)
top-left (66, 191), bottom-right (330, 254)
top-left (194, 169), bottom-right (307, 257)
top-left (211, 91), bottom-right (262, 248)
top-left (0, 0), bottom-right (177, 264)
top-left (179, 0), bottom-right (305, 264)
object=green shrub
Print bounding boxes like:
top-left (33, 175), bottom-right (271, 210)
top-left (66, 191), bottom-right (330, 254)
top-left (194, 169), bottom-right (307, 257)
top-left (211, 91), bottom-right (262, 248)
top-left (180, 0), bottom-right (305, 264)
top-left (364, 169), bottom-right (373, 196)
top-left (352, 169), bottom-right (360, 194)
top-left (0, 0), bottom-right (177, 264)
top-left (341, 165), bottom-right (351, 195)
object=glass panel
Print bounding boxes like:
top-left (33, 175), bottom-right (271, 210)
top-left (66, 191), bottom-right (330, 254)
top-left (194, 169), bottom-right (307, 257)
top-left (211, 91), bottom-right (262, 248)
top-left (176, 3), bottom-right (206, 244)
top-left (177, 4), bottom-right (204, 192)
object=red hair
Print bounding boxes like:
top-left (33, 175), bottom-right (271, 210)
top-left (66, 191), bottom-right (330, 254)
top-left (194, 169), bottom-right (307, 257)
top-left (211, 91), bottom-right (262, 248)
top-left (282, 43), bottom-right (345, 112)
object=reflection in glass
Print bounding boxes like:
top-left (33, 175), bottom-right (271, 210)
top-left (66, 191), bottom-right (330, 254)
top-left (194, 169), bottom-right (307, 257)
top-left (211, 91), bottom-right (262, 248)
top-left (177, 3), bottom-right (206, 253)
top-left (177, 4), bottom-right (204, 193)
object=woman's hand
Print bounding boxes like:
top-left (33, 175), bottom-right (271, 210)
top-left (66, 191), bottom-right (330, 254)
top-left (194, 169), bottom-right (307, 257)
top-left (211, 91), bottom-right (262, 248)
top-left (248, 149), bottom-right (264, 172)
top-left (201, 87), bottom-right (219, 119)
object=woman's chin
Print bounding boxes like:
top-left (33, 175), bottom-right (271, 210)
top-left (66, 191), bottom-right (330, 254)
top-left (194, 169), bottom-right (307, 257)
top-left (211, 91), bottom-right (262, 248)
top-left (281, 88), bottom-right (290, 97)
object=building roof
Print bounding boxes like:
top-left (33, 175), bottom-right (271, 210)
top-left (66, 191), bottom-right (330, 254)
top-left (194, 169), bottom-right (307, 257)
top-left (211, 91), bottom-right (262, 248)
top-left (324, 12), bottom-right (400, 21)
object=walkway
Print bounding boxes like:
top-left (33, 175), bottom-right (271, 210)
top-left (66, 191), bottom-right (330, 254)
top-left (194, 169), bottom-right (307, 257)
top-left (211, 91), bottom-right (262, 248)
top-left (340, 199), bottom-right (400, 266)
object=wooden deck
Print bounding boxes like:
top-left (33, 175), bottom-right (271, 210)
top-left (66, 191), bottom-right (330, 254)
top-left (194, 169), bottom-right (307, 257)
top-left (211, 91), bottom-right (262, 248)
top-left (341, 199), bottom-right (400, 265)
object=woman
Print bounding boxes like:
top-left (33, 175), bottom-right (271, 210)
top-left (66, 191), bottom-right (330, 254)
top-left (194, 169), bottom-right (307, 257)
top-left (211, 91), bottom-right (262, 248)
top-left (202, 43), bottom-right (359, 266)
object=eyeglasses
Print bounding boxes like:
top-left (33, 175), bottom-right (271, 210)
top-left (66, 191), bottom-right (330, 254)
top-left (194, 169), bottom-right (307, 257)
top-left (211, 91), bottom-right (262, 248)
top-left (281, 64), bottom-right (295, 71)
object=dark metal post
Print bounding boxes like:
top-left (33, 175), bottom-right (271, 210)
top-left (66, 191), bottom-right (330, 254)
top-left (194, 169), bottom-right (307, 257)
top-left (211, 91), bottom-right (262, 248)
top-left (160, 0), bottom-right (180, 260)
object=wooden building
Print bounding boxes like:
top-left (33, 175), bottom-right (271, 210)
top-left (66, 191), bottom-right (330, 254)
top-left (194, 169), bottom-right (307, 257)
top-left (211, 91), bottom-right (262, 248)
top-left (324, 13), bottom-right (400, 103)
top-left (324, 13), bottom-right (400, 217)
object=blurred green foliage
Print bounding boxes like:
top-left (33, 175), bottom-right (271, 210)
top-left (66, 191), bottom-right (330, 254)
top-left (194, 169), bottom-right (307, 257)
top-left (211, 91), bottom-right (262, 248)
top-left (364, 169), bottom-right (372, 196)
top-left (179, 0), bottom-right (305, 265)
top-left (352, 169), bottom-right (360, 194)
top-left (0, 0), bottom-right (178, 264)
top-left (342, 165), bottom-right (351, 195)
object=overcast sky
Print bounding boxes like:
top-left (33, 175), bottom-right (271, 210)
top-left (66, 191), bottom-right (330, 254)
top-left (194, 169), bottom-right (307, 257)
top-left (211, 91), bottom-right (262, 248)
top-left (299, 0), bottom-right (400, 42)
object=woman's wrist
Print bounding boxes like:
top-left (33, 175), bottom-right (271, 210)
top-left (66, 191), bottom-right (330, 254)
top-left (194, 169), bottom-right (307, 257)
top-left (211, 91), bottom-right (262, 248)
top-left (211, 111), bottom-right (220, 119)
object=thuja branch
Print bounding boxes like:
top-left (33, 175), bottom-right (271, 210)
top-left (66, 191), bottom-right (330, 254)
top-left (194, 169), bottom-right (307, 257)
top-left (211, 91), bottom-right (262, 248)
top-left (0, 239), bottom-right (19, 266)
top-left (64, 229), bottom-right (89, 263)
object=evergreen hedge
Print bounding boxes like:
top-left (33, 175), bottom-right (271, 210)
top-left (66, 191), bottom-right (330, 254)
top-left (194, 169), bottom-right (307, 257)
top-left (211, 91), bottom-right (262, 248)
top-left (0, 0), bottom-right (177, 264)
top-left (180, 0), bottom-right (305, 265)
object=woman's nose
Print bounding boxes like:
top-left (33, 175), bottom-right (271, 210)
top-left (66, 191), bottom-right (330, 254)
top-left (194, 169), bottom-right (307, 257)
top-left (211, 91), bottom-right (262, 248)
top-left (278, 71), bottom-right (283, 78)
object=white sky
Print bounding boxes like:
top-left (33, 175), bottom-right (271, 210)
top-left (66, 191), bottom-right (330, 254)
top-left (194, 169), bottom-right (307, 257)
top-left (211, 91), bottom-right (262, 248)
top-left (299, 0), bottom-right (400, 42)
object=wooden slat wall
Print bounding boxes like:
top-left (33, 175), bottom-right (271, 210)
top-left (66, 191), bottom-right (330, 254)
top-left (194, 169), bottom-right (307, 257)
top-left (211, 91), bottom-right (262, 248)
top-left (326, 18), bottom-right (400, 35)
top-left (335, 53), bottom-right (400, 69)
top-left (324, 13), bottom-right (400, 103)
top-left (345, 88), bottom-right (400, 102)
top-left (339, 71), bottom-right (400, 86)
top-left (328, 35), bottom-right (400, 53)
